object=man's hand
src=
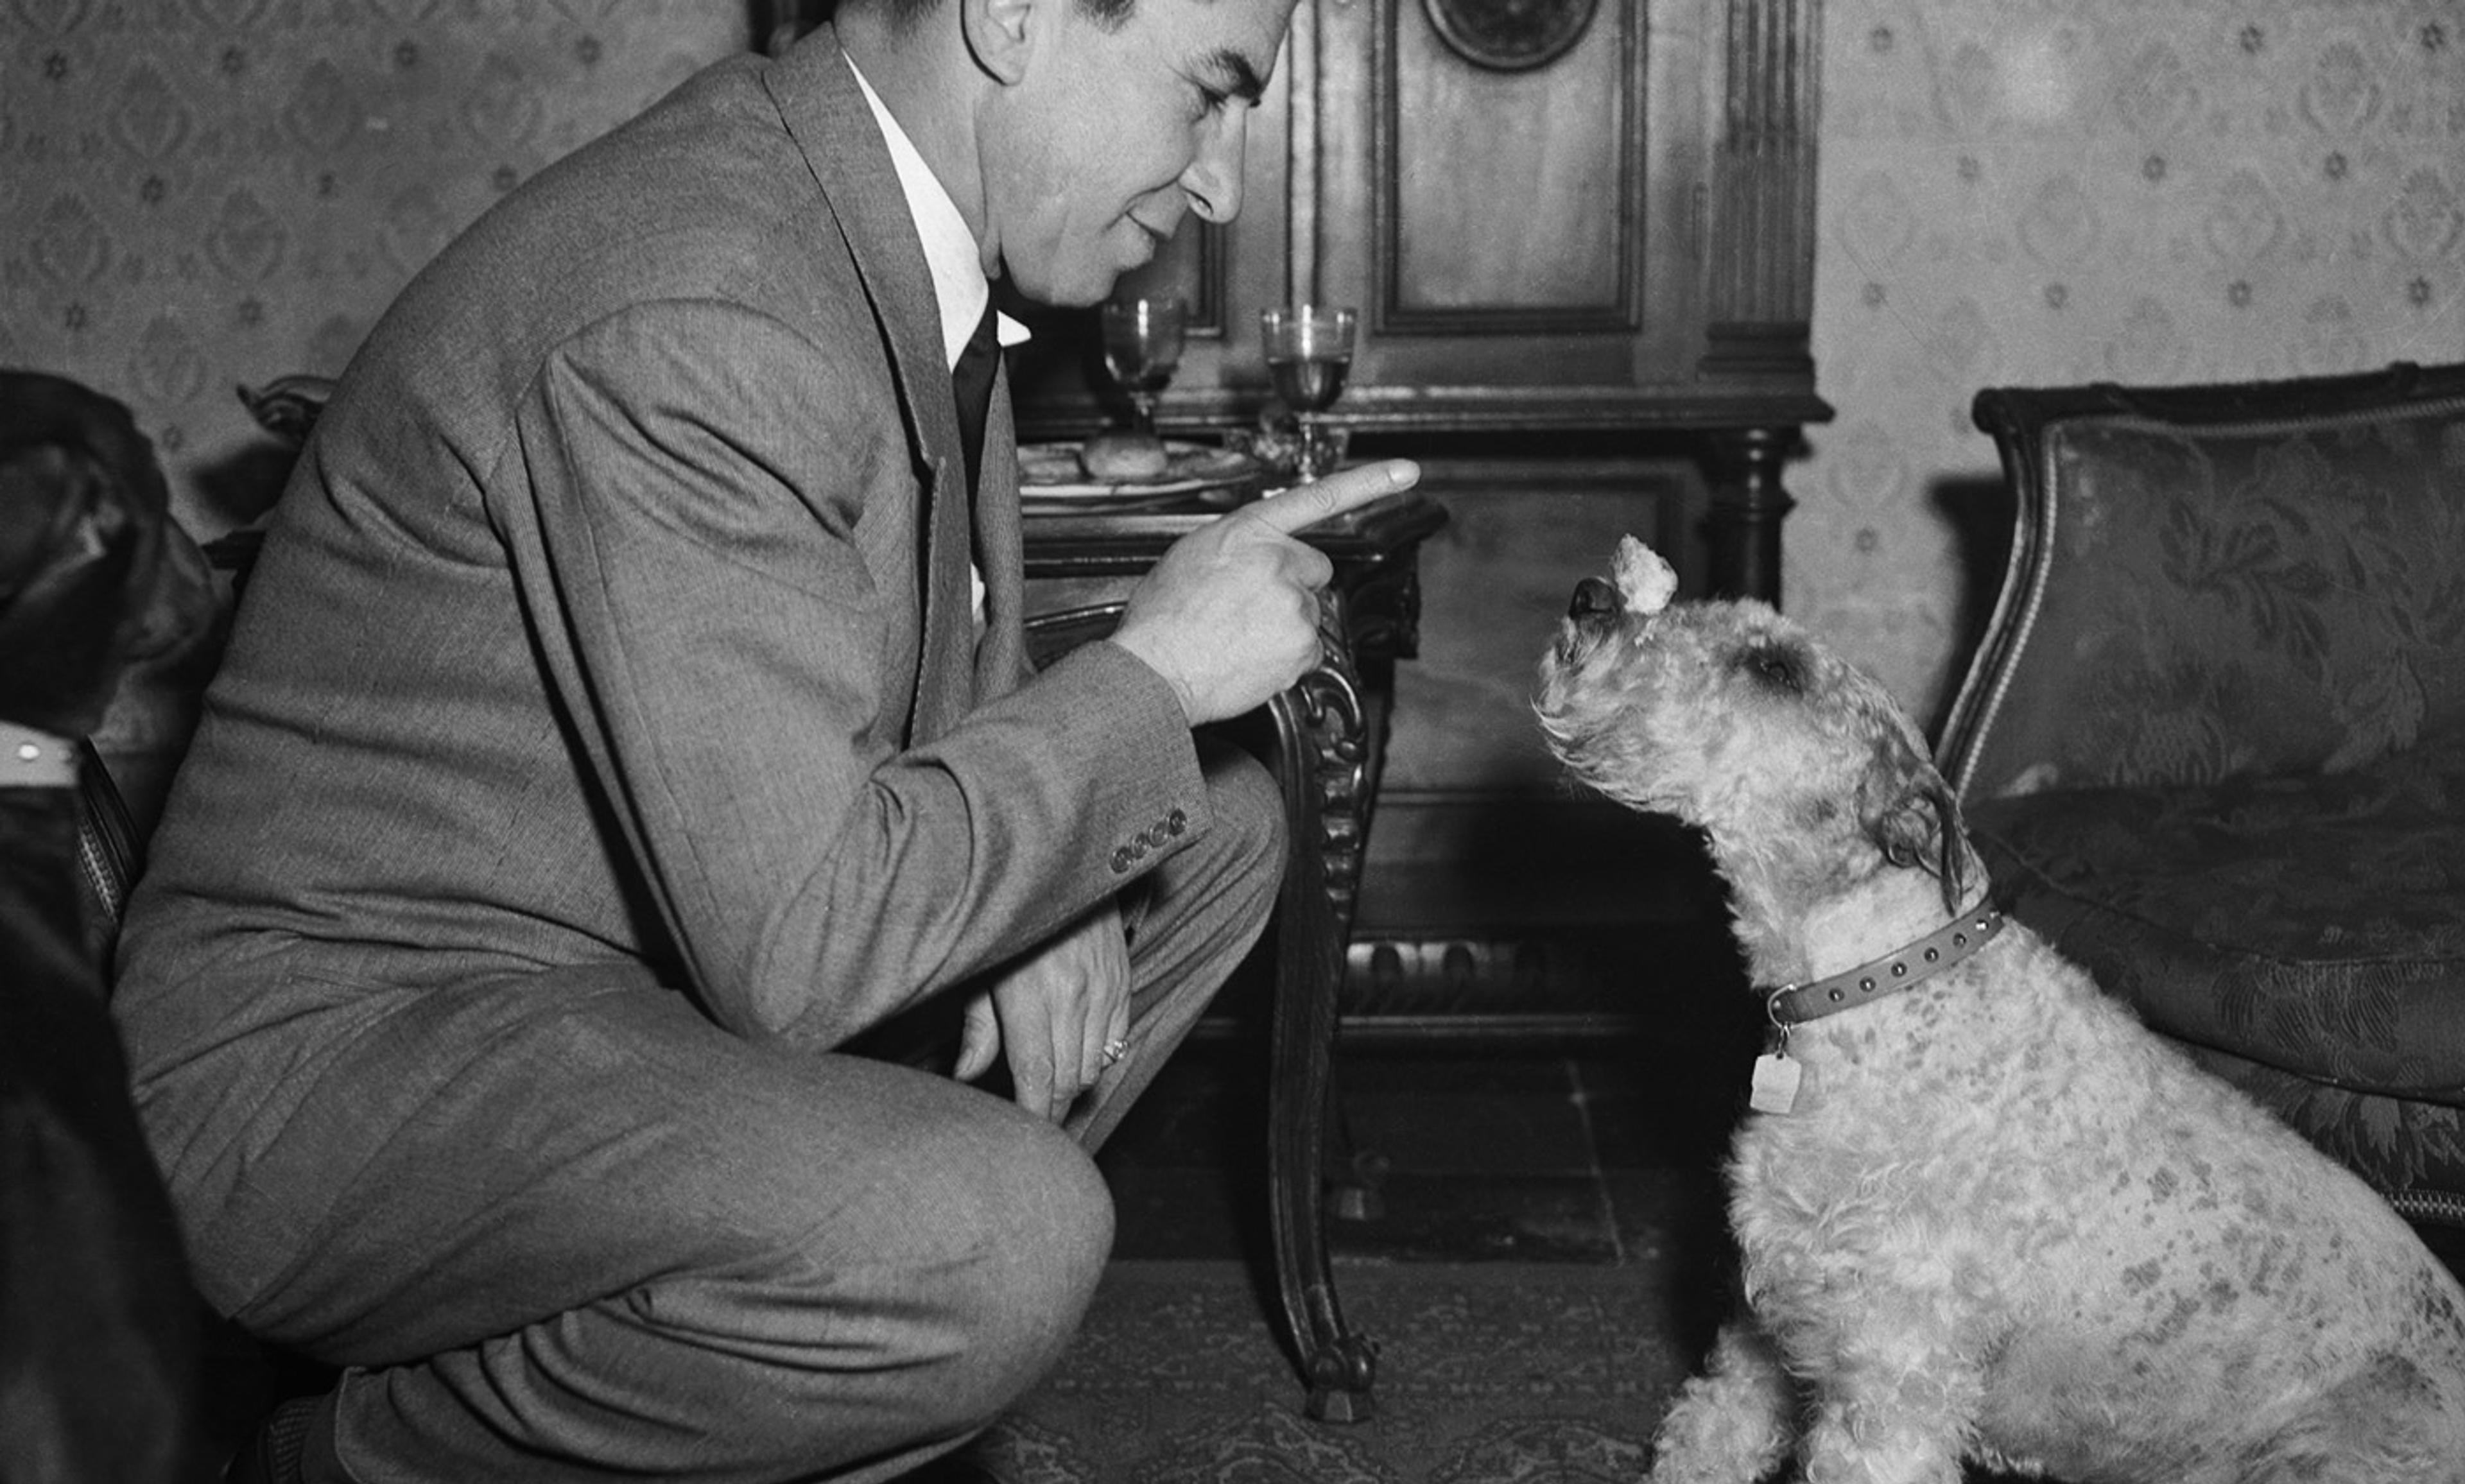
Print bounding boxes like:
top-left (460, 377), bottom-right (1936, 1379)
top-left (1107, 459), bottom-right (1420, 725)
top-left (955, 907), bottom-right (1133, 1121)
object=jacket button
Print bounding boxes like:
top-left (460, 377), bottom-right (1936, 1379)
top-left (1110, 847), bottom-right (1133, 874)
top-left (1166, 809), bottom-right (1188, 835)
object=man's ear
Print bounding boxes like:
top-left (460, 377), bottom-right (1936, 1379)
top-left (964, 0), bottom-right (1036, 84)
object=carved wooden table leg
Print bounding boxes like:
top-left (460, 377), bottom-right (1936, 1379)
top-left (1016, 494), bottom-right (1442, 1421)
top-left (1264, 590), bottom-right (1378, 1422)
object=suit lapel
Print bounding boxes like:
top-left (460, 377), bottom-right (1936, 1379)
top-left (763, 30), bottom-right (978, 741)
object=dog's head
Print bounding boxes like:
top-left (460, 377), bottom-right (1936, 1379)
top-left (0, 371), bottom-right (178, 741)
top-left (1535, 535), bottom-right (1970, 915)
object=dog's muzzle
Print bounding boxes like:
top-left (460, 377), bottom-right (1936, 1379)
top-left (1567, 576), bottom-right (1622, 622)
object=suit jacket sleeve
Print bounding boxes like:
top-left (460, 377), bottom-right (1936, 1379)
top-left (496, 298), bottom-right (1209, 1046)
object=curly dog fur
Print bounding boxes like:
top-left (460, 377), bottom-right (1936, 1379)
top-left (1535, 536), bottom-right (2465, 1484)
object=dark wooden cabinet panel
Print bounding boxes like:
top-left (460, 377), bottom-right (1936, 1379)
top-left (1385, 66), bottom-right (1633, 320)
top-left (1322, 0), bottom-right (1649, 388)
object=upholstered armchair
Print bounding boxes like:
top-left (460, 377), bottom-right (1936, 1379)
top-left (1936, 360), bottom-right (2465, 1245)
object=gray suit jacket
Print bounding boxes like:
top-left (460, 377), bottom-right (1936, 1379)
top-left (113, 31), bottom-right (1206, 1261)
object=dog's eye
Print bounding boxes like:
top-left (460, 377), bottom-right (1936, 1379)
top-left (1741, 643), bottom-right (1808, 693)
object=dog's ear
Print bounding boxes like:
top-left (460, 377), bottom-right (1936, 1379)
top-left (1866, 786), bottom-right (1932, 871)
top-left (1859, 734), bottom-right (1969, 915)
top-left (1867, 782), bottom-right (1968, 916)
top-left (1919, 781), bottom-right (1969, 915)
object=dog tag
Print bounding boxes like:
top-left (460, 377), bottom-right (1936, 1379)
top-left (1749, 1052), bottom-right (1801, 1114)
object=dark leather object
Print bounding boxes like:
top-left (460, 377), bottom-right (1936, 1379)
top-left (0, 370), bottom-right (169, 739)
top-left (0, 369), bottom-right (209, 1481)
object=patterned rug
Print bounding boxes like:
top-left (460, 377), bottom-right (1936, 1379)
top-left (953, 1258), bottom-right (1697, 1483)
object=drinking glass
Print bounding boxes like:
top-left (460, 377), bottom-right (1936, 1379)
top-left (1259, 304), bottom-right (1358, 481)
top-left (1099, 295), bottom-right (1188, 435)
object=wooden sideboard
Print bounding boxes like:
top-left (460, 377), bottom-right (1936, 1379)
top-left (984, 0), bottom-right (1830, 606)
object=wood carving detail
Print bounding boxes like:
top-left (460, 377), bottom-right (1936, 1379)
top-left (1422, 0), bottom-right (1599, 72)
top-left (1284, 592), bottom-right (1372, 927)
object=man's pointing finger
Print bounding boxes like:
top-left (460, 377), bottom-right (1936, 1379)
top-left (1238, 460), bottom-right (1421, 537)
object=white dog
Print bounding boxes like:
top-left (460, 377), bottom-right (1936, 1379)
top-left (1535, 536), bottom-right (2465, 1483)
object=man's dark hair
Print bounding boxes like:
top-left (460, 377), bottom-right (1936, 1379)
top-left (847, 0), bottom-right (1136, 34)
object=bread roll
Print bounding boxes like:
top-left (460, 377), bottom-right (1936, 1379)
top-left (1080, 431), bottom-right (1170, 481)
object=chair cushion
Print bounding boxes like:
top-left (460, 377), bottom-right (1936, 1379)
top-left (1969, 735), bottom-right (2465, 1105)
top-left (1962, 399), bottom-right (2465, 798)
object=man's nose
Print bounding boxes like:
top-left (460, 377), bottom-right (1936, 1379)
top-left (1182, 109), bottom-right (1249, 225)
top-left (1568, 576), bottom-right (1621, 620)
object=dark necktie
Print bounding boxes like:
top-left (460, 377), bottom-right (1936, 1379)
top-left (915, 302), bottom-right (999, 742)
top-left (951, 301), bottom-right (999, 496)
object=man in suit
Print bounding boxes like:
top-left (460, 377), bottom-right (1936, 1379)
top-left (108, 0), bottom-right (1417, 1479)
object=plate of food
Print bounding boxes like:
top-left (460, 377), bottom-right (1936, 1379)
top-left (1017, 434), bottom-right (1262, 509)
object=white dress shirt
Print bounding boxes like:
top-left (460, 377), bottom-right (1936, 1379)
top-left (845, 58), bottom-right (1030, 370)
top-left (847, 56), bottom-right (1028, 628)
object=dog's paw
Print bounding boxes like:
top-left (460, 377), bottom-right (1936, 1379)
top-left (1648, 1401), bottom-right (1790, 1483)
top-left (1648, 1328), bottom-right (1795, 1483)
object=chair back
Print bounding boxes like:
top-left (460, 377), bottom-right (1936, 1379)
top-left (1938, 360), bottom-right (2465, 805)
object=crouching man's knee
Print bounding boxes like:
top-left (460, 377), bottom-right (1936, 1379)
top-left (648, 1109), bottom-right (1113, 1476)
top-left (903, 1117), bottom-right (1114, 1428)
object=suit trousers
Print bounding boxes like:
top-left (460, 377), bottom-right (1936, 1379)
top-left (227, 737), bottom-right (1284, 1483)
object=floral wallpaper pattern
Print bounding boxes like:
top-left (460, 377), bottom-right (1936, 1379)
top-left (0, 0), bottom-right (745, 532)
top-left (1803, 0), bottom-right (2464, 723)
top-left (4, 0), bottom-right (2462, 724)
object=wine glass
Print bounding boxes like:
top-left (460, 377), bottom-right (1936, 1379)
top-left (1099, 295), bottom-right (1188, 435)
top-left (1259, 304), bottom-right (1358, 482)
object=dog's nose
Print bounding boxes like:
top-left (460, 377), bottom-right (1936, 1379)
top-left (1568, 576), bottom-right (1622, 621)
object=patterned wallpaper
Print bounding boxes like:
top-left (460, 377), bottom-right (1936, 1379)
top-left (4, 0), bottom-right (2461, 725)
top-left (0, 0), bottom-right (746, 534)
top-left (1801, 0), bottom-right (2465, 724)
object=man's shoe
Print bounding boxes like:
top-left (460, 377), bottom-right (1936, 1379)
top-left (223, 1392), bottom-right (325, 1484)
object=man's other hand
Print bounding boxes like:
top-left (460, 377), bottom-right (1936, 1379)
top-left (955, 907), bottom-right (1133, 1122)
top-left (1106, 459), bottom-right (1420, 726)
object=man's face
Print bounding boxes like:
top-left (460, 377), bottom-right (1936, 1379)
top-left (980, 0), bottom-right (1296, 306)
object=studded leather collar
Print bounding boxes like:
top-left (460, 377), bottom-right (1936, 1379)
top-left (1763, 904), bottom-right (2005, 1030)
